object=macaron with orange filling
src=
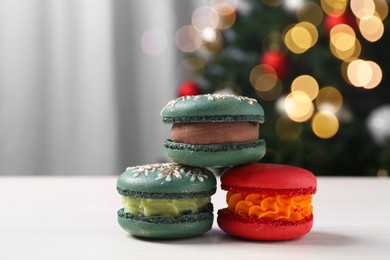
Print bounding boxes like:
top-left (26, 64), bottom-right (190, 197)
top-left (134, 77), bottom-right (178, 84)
top-left (217, 163), bottom-right (317, 241)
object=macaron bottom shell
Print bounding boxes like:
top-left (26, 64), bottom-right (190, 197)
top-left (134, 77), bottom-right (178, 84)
top-left (217, 208), bottom-right (313, 241)
top-left (118, 208), bottom-right (214, 239)
top-left (163, 139), bottom-right (266, 168)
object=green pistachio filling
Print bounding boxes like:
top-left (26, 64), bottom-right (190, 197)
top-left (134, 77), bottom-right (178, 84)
top-left (121, 196), bottom-right (211, 216)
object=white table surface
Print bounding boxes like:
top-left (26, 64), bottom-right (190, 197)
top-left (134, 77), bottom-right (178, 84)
top-left (0, 176), bottom-right (389, 260)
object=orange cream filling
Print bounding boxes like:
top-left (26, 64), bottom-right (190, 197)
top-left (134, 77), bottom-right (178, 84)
top-left (226, 191), bottom-right (312, 221)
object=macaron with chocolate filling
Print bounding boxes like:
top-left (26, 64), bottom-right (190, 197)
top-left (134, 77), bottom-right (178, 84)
top-left (161, 94), bottom-right (266, 167)
top-left (217, 163), bottom-right (317, 241)
top-left (117, 163), bottom-right (217, 239)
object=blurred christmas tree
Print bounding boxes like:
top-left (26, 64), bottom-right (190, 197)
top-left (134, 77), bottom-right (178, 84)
top-left (175, 0), bottom-right (390, 176)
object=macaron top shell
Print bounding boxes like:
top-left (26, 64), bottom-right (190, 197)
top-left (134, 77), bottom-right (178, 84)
top-left (161, 94), bottom-right (265, 124)
top-left (117, 163), bottom-right (217, 199)
top-left (221, 163), bottom-right (316, 196)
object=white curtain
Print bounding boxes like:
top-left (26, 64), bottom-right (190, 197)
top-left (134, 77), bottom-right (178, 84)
top-left (0, 0), bottom-right (186, 175)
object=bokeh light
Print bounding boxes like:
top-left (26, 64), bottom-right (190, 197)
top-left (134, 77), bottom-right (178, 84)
top-left (201, 27), bottom-right (217, 42)
top-left (350, 0), bottom-right (375, 20)
top-left (291, 25), bottom-right (312, 49)
top-left (284, 0), bottom-right (305, 11)
top-left (291, 75), bottom-right (319, 101)
top-left (329, 24), bottom-right (359, 61)
top-left (192, 5), bottom-right (219, 31)
top-left (140, 29), bottom-right (167, 56)
top-left (377, 169), bottom-right (389, 178)
top-left (359, 14), bottom-right (384, 42)
top-left (374, 0), bottom-right (389, 21)
top-left (284, 91), bottom-right (314, 122)
top-left (321, 0), bottom-right (348, 17)
top-left (211, 1), bottom-right (237, 29)
top-left (312, 111), bottom-right (339, 139)
top-left (284, 26), bottom-right (306, 54)
top-left (348, 59), bottom-right (372, 86)
top-left (211, 0), bottom-right (238, 8)
top-left (296, 1), bottom-right (323, 26)
top-left (363, 61), bottom-right (382, 89)
top-left (284, 22), bottom-right (318, 54)
top-left (330, 24), bottom-right (356, 51)
top-left (250, 64), bottom-right (278, 92)
top-left (315, 86), bottom-right (343, 113)
top-left (330, 37), bottom-right (361, 61)
top-left (176, 0), bottom-right (387, 144)
top-left (347, 59), bottom-right (382, 89)
top-left (201, 28), bottom-right (224, 53)
top-left (175, 25), bottom-right (202, 53)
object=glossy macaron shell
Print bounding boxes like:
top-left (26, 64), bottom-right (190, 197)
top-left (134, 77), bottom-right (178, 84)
top-left (161, 94), bottom-right (265, 124)
top-left (117, 163), bottom-right (217, 239)
top-left (220, 163), bottom-right (317, 195)
top-left (117, 163), bottom-right (217, 199)
top-left (161, 94), bottom-right (266, 168)
top-left (163, 139), bottom-right (266, 168)
top-left (118, 206), bottom-right (214, 239)
top-left (218, 163), bottom-right (317, 241)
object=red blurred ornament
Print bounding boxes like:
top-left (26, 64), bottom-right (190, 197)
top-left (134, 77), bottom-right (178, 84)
top-left (324, 11), bottom-right (357, 33)
top-left (177, 81), bottom-right (202, 97)
top-left (261, 50), bottom-right (289, 79)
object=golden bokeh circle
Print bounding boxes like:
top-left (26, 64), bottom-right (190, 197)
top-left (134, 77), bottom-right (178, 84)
top-left (347, 59), bottom-right (369, 87)
top-left (284, 91), bottom-right (314, 122)
top-left (291, 75), bottom-right (319, 101)
top-left (291, 26), bottom-right (312, 49)
top-left (296, 2), bottom-right (323, 26)
top-left (359, 15), bottom-right (384, 42)
top-left (312, 112), bottom-right (339, 139)
top-left (284, 22), bottom-right (318, 54)
top-left (330, 24), bottom-right (356, 53)
top-left (350, 0), bottom-right (376, 19)
top-left (321, 0), bottom-right (348, 17)
top-left (249, 64), bottom-right (278, 92)
top-left (374, 0), bottom-right (389, 21)
top-left (284, 26), bottom-right (307, 54)
top-left (211, 2), bottom-right (237, 29)
top-left (363, 61), bottom-right (382, 89)
top-left (315, 86), bottom-right (343, 113)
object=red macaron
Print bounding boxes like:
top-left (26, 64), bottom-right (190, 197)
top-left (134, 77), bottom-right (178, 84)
top-left (217, 163), bottom-right (317, 241)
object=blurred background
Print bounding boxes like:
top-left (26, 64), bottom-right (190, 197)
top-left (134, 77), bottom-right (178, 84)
top-left (0, 0), bottom-right (389, 176)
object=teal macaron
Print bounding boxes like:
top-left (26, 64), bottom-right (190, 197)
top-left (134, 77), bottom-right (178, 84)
top-left (161, 94), bottom-right (266, 167)
top-left (117, 163), bottom-right (217, 239)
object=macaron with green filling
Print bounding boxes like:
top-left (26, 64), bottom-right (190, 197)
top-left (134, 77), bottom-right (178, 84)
top-left (161, 94), bottom-right (266, 167)
top-left (117, 163), bottom-right (217, 239)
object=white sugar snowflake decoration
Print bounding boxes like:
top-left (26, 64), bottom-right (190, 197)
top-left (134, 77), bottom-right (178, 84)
top-left (154, 165), bottom-right (184, 182)
top-left (186, 169), bottom-right (208, 182)
top-left (127, 163), bottom-right (169, 178)
top-left (126, 163), bottom-right (209, 183)
top-left (165, 94), bottom-right (257, 111)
